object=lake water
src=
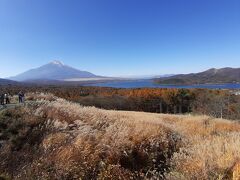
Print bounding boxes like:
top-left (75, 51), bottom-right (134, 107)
top-left (87, 80), bottom-right (240, 89)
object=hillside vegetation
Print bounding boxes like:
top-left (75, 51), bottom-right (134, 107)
top-left (155, 67), bottom-right (240, 85)
top-left (0, 93), bottom-right (240, 179)
top-left (1, 86), bottom-right (239, 120)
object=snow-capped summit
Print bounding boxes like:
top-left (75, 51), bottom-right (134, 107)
top-left (50, 60), bottom-right (64, 66)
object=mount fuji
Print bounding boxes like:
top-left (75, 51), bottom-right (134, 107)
top-left (10, 61), bottom-right (100, 82)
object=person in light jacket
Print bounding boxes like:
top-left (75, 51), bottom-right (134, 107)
top-left (5, 93), bottom-right (10, 104)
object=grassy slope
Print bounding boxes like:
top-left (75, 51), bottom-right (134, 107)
top-left (0, 93), bottom-right (240, 179)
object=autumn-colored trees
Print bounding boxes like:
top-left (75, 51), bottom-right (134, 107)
top-left (192, 89), bottom-right (240, 119)
top-left (0, 85), bottom-right (239, 120)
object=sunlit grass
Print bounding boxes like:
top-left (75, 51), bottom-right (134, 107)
top-left (0, 92), bottom-right (239, 179)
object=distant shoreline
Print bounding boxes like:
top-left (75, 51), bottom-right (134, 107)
top-left (86, 79), bottom-right (240, 89)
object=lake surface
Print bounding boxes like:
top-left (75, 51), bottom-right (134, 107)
top-left (87, 80), bottom-right (240, 89)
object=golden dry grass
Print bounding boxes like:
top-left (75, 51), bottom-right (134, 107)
top-left (1, 93), bottom-right (239, 179)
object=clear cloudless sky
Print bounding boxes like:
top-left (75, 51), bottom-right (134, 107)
top-left (0, 0), bottom-right (240, 78)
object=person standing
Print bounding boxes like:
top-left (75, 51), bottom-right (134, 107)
top-left (18, 91), bottom-right (23, 103)
top-left (5, 93), bottom-right (10, 104)
top-left (0, 93), bottom-right (4, 105)
top-left (22, 92), bottom-right (25, 103)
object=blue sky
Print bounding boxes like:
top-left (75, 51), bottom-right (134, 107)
top-left (0, 0), bottom-right (239, 78)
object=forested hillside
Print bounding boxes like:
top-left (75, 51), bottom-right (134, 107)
top-left (1, 85), bottom-right (239, 120)
top-left (155, 68), bottom-right (240, 85)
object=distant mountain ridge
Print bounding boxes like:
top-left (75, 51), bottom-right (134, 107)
top-left (10, 61), bottom-right (99, 81)
top-left (154, 67), bottom-right (240, 85)
top-left (0, 78), bottom-right (19, 85)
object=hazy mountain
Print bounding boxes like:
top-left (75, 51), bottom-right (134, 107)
top-left (119, 74), bottom-right (175, 79)
top-left (10, 61), bottom-right (99, 81)
top-left (0, 78), bottom-right (19, 86)
top-left (155, 67), bottom-right (240, 85)
top-left (152, 74), bottom-right (175, 78)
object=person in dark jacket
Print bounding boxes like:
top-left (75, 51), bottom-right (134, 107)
top-left (0, 94), bottom-right (4, 105)
top-left (18, 91), bottom-right (23, 103)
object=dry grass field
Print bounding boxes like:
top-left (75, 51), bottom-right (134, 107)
top-left (0, 93), bottom-right (240, 179)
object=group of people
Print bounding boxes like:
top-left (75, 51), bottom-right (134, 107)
top-left (0, 91), bottom-right (25, 106)
top-left (0, 93), bottom-right (10, 105)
